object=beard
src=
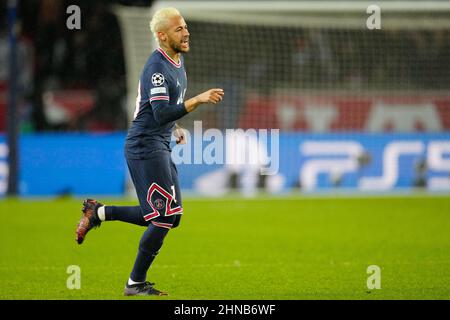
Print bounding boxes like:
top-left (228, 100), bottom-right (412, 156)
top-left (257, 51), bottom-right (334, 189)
top-left (168, 37), bottom-right (189, 53)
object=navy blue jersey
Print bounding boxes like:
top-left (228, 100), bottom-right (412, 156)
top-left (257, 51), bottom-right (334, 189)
top-left (125, 48), bottom-right (188, 159)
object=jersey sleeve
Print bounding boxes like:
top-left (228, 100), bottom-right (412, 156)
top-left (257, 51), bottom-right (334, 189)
top-left (146, 63), bottom-right (188, 125)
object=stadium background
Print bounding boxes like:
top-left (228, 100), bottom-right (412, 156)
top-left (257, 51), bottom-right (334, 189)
top-left (1, 0), bottom-right (450, 300)
top-left (1, 0), bottom-right (450, 197)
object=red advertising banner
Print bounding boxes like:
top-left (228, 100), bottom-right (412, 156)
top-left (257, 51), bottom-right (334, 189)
top-left (240, 94), bottom-right (450, 132)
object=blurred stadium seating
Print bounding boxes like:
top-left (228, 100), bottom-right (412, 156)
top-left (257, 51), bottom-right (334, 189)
top-left (1, 1), bottom-right (450, 197)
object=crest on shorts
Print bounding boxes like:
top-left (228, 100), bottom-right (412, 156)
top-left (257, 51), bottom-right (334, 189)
top-left (143, 183), bottom-right (183, 221)
top-left (151, 73), bottom-right (165, 86)
top-left (154, 198), bottom-right (165, 210)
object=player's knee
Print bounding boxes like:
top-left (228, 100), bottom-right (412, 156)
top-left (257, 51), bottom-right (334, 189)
top-left (138, 230), bottom-right (166, 255)
top-left (171, 221), bottom-right (180, 229)
top-left (139, 239), bottom-right (164, 255)
top-left (171, 215), bottom-right (182, 229)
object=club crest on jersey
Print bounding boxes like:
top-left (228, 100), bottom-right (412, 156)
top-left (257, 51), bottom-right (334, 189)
top-left (151, 73), bottom-right (165, 86)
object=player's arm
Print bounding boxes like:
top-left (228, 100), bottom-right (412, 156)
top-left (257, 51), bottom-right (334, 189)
top-left (151, 88), bottom-right (224, 125)
top-left (152, 100), bottom-right (188, 125)
top-left (147, 65), bottom-right (224, 124)
top-left (184, 89), bottom-right (224, 113)
top-left (147, 64), bottom-right (189, 125)
top-left (172, 88), bottom-right (224, 144)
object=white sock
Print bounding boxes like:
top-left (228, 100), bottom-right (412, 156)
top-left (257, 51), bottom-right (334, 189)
top-left (97, 206), bottom-right (106, 221)
top-left (128, 278), bottom-right (144, 286)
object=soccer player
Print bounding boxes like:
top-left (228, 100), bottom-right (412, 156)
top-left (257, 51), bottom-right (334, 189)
top-left (75, 7), bottom-right (224, 296)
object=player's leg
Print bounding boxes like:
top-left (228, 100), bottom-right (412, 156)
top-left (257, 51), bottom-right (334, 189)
top-left (95, 158), bottom-right (153, 227)
top-left (75, 199), bottom-right (104, 244)
top-left (124, 221), bottom-right (172, 296)
top-left (100, 205), bottom-right (148, 226)
top-left (130, 223), bottom-right (169, 282)
top-left (75, 160), bottom-right (152, 244)
top-left (124, 151), bottom-right (178, 296)
top-left (170, 160), bottom-right (183, 229)
top-left (76, 202), bottom-right (148, 244)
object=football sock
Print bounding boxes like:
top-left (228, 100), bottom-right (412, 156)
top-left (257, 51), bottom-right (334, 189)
top-left (97, 206), bottom-right (106, 221)
top-left (104, 206), bottom-right (147, 226)
top-left (129, 223), bottom-right (169, 282)
top-left (127, 278), bottom-right (144, 286)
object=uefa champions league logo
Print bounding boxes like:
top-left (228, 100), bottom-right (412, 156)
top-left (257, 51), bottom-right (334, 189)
top-left (151, 73), bottom-right (165, 86)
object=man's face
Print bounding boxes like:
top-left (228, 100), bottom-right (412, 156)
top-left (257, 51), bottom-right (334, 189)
top-left (162, 15), bottom-right (190, 53)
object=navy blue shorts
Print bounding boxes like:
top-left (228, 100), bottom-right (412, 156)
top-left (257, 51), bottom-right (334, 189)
top-left (126, 150), bottom-right (182, 229)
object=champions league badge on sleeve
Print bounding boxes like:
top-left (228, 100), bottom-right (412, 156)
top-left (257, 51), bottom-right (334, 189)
top-left (151, 73), bottom-right (165, 86)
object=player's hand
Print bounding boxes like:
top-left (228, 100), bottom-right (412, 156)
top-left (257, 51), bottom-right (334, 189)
top-left (184, 89), bottom-right (224, 112)
top-left (197, 88), bottom-right (224, 104)
top-left (173, 127), bottom-right (187, 145)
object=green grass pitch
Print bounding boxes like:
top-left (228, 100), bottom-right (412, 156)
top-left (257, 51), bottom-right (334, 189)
top-left (1, 195), bottom-right (450, 300)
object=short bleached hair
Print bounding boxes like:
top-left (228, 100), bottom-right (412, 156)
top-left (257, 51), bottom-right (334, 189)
top-left (149, 7), bottom-right (182, 43)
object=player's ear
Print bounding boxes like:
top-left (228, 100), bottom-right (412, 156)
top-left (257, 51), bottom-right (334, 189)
top-left (157, 31), bottom-right (166, 42)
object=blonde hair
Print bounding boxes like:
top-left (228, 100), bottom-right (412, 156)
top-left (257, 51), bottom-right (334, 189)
top-left (149, 7), bottom-right (181, 43)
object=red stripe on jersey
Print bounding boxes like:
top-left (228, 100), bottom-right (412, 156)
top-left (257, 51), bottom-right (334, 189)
top-left (150, 96), bottom-right (170, 102)
top-left (157, 48), bottom-right (181, 68)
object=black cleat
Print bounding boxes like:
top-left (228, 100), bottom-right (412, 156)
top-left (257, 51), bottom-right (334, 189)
top-left (76, 199), bottom-right (103, 244)
top-left (124, 281), bottom-right (168, 296)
